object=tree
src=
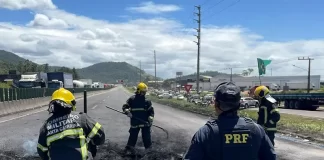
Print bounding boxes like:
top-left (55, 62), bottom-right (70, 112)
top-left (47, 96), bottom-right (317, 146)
top-left (242, 68), bottom-right (254, 76)
top-left (44, 63), bottom-right (49, 72)
top-left (72, 67), bottom-right (79, 79)
top-left (247, 68), bottom-right (254, 75)
top-left (17, 61), bottom-right (23, 73)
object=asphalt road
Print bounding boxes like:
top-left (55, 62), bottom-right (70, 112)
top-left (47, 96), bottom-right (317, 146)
top-left (0, 86), bottom-right (323, 160)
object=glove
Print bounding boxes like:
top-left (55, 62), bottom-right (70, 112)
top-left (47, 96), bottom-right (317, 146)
top-left (124, 109), bottom-right (132, 118)
top-left (127, 112), bottom-right (132, 118)
top-left (148, 116), bottom-right (154, 124)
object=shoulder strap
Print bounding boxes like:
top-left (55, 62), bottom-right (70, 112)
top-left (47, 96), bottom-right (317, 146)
top-left (205, 120), bottom-right (222, 159)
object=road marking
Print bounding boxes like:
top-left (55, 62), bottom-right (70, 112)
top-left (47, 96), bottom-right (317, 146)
top-left (0, 89), bottom-right (115, 124)
top-left (92, 105), bottom-right (98, 109)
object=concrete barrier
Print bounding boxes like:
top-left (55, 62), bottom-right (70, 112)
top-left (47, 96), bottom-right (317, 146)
top-left (0, 89), bottom-right (112, 117)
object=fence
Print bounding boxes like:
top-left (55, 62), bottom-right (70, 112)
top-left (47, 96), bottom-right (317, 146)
top-left (0, 87), bottom-right (112, 102)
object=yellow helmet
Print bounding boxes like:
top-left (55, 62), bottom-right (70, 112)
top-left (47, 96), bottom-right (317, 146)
top-left (50, 88), bottom-right (76, 111)
top-left (137, 82), bottom-right (148, 93)
top-left (254, 85), bottom-right (276, 103)
top-left (254, 85), bottom-right (269, 98)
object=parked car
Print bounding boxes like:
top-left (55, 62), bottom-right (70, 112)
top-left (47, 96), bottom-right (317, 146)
top-left (177, 94), bottom-right (185, 100)
top-left (240, 97), bottom-right (259, 109)
top-left (158, 93), bottom-right (172, 99)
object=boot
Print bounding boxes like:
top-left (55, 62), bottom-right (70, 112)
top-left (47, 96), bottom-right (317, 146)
top-left (123, 146), bottom-right (136, 155)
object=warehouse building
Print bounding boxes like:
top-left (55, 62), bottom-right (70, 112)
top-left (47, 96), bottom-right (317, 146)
top-left (187, 75), bottom-right (321, 91)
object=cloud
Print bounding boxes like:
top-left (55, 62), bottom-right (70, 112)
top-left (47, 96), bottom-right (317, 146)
top-left (0, 0), bottom-right (56, 10)
top-left (0, 0), bottom-right (324, 79)
top-left (126, 1), bottom-right (181, 14)
top-left (27, 14), bottom-right (69, 29)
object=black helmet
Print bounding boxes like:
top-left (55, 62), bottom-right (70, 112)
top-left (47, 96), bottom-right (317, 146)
top-left (214, 82), bottom-right (241, 112)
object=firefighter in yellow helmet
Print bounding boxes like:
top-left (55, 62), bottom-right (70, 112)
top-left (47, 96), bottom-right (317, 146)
top-left (254, 85), bottom-right (280, 147)
top-left (37, 88), bottom-right (105, 160)
top-left (122, 82), bottom-right (154, 155)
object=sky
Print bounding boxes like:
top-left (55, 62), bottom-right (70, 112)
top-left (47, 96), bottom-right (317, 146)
top-left (0, 0), bottom-right (324, 79)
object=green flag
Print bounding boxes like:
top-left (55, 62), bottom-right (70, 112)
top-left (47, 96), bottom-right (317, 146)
top-left (257, 58), bottom-right (272, 75)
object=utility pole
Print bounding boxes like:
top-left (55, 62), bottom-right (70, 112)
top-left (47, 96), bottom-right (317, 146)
top-left (193, 5), bottom-right (201, 93)
top-left (154, 50), bottom-right (157, 88)
top-left (298, 57), bottom-right (314, 93)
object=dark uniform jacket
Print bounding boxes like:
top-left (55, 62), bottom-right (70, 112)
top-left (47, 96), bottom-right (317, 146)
top-left (37, 111), bottom-right (105, 160)
top-left (257, 98), bottom-right (280, 132)
top-left (183, 113), bottom-right (276, 160)
top-left (122, 94), bottom-right (154, 128)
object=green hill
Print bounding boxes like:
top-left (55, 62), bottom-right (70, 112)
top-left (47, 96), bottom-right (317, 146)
top-left (0, 50), bottom-right (159, 83)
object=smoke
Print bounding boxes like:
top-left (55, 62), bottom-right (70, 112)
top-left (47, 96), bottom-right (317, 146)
top-left (22, 139), bottom-right (38, 157)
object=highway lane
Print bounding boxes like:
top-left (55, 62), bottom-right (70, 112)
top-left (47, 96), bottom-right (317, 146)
top-left (0, 86), bottom-right (323, 160)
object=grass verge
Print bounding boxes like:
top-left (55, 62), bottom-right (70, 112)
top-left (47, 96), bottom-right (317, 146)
top-left (126, 88), bottom-right (324, 141)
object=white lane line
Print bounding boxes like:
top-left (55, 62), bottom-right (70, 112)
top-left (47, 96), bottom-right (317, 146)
top-left (92, 105), bottom-right (98, 109)
top-left (0, 89), bottom-right (115, 124)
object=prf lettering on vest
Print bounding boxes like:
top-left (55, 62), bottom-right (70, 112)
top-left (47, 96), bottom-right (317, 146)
top-left (225, 133), bottom-right (249, 144)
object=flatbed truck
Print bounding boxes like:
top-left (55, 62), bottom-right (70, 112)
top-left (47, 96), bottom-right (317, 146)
top-left (249, 86), bottom-right (323, 111)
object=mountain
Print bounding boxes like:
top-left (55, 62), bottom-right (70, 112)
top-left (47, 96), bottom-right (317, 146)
top-left (0, 50), bottom-right (159, 83)
top-left (77, 62), bottom-right (159, 83)
top-left (0, 50), bottom-right (28, 65)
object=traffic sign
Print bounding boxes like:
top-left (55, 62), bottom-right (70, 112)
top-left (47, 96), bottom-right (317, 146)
top-left (184, 84), bottom-right (193, 93)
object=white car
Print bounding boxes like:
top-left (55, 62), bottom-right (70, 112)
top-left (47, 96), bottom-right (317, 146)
top-left (177, 95), bottom-right (185, 100)
top-left (240, 97), bottom-right (259, 109)
top-left (158, 93), bottom-right (172, 99)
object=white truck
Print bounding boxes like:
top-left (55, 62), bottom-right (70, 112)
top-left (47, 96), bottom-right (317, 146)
top-left (73, 80), bottom-right (85, 88)
top-left (92, 82), bottom-right (104, 88)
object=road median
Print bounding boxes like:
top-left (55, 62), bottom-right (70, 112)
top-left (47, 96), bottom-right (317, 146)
top-left (0, 88), bottom-right (113, 117)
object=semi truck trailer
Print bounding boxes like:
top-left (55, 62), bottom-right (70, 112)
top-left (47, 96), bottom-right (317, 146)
top-left (249, 86), bottom-right (323, 111)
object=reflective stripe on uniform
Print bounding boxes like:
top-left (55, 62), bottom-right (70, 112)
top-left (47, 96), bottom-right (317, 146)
top-left (131, 124), bottom-right (146, 128)
top-left (269, 120), bottom-right (274, 124)
top-left (130, 108), bottom-right (146, 111)
top-left (261, 106), bottom-right (267, 124)
top-left (37, 143), bottom-right (48, 152)
top-left (46, 128), bottom-right (88, 160)
top-left (270, 108), bottom-right (279, 114)
top-left (86, 122), bottom-right (102, 143)
top-left (266, 127), bottom-right (277, 131)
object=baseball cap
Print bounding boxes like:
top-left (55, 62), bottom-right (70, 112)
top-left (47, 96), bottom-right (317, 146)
top-left (214, 82), bottom-right (241, 111)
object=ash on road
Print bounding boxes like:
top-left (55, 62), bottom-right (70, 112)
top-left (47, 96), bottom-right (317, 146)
top-left (0, 86), bottom-right (323, 160)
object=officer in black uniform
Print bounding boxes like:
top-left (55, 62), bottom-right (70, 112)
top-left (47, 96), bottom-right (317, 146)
top-left (183, 82), bottom-right (276, 160)
top-left (254, 85), bottom-right (281, 146)
top-left (122, 82), bottom-right (154, 154)
top-left (37, 88), bottom-right (105, 160)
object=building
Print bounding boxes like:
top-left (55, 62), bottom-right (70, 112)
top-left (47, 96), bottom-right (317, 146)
top-left (188, 75), bottom-right (321, 91)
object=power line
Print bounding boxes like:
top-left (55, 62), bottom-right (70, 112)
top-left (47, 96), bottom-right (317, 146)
top-left (202, 0), bottom-right (241, 21)
top-left (201, 0), bottom-right (212, 6)
top-left (204, 0), bottom-right (225, 12)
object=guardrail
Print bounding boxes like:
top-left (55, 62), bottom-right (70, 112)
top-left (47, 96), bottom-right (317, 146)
top-left (0, 87), bottom-right (112, 102)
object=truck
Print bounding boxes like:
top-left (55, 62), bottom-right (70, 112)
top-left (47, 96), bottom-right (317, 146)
top-left (73, 80), bottom-right (85, 88)
top-left (249, 86), bottom-right (323, 111)
top-left (47, 72), bottom-right (73, 89)
top-left (18, 72), bottom-right (47, 88)
top-left (92, 82), bottom-right (104, 88)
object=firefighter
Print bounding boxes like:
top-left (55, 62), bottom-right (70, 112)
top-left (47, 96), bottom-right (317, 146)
top-left (37, 88), bottom-right (105, 160)
top-left (122, 82), bottom-right (154, 154)
top-left (254, 85), bottom-right (281, 147)
top-left (183, 82), bottom-right (276, 160)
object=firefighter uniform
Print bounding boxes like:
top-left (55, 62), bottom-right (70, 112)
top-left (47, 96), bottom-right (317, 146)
top-left (37, 88), bottom-right (105, 160)
top-left (122, 82), bottom-right (154, 151)
top-left (183, 82), bottom-right (276, 160)
top-left (254, 86), bottom-right (281, 146)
